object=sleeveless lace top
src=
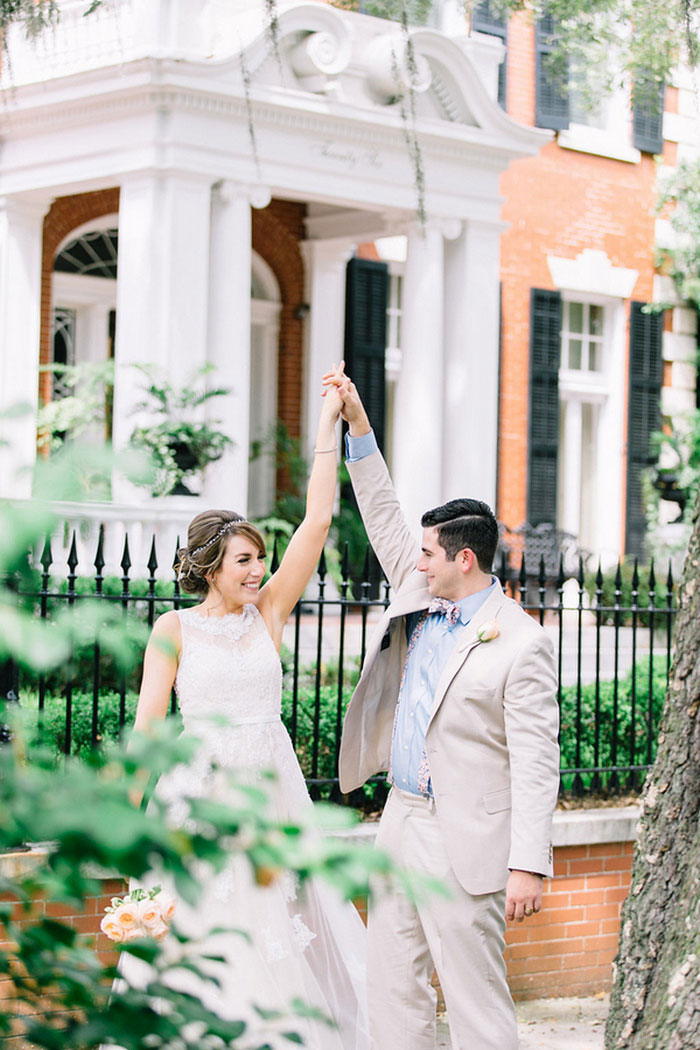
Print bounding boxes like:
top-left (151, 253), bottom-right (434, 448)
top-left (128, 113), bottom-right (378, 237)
top-left (175, 604), bottom-right (283, 733)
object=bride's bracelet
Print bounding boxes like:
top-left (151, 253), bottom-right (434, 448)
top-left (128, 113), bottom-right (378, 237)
top-left (314, 446), bottom-right (338, 454)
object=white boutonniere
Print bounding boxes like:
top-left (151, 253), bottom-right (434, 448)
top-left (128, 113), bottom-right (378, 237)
top-left (477, 619), bottom-right (499, 643)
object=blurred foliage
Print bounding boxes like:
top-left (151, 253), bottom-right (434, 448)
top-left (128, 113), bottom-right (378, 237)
top-left (656, 160), bottom-right (700, 308)
top-left (0, 722), bottom-right (412, 1049)
top-left (36, 360), bottom-right (114, 452)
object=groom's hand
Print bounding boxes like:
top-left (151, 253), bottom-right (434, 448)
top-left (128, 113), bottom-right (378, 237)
top-left (322, 371), bottom-right (371, 437)
top-left (505, 870), bottom-right (543, 923)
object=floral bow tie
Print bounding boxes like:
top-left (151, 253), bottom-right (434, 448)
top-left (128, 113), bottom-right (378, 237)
top-left (427, 597), bottom-right (461, 627)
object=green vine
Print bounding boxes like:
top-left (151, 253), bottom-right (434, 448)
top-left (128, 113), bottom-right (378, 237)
top-left (240, 47), bottom-right (262, 182)
top-left (264, 0), bottom-right (282, 71)
top-left (392, 1), bottom-right (427, 227)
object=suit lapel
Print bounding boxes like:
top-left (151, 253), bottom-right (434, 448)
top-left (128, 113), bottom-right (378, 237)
top-left (427, 583), bottom-right (507, 730)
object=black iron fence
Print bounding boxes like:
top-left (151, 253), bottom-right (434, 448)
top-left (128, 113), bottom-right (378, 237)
top-left (2, 528), bottom-right (679, 803)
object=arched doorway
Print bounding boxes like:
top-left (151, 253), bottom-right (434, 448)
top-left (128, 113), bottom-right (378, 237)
top-left (51, 220), bottom-right (118, 401)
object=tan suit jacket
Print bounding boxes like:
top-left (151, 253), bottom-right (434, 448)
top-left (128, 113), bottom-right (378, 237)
top-left (339, 450), bottom-right (560, 895)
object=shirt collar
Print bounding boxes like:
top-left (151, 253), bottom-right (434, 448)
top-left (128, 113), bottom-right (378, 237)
top-left (455, 576), bottom-right (497, 625)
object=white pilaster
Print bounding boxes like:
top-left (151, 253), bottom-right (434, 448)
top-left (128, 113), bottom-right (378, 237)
top-left (392, 222), bottom-right (445, 537)
top-left (112, 171), bottom-right (212, 497)
top-left (443, 218), bottom-right (502, 509)
top-left (202, 181), bottom-right (253, 514)
top-left (0, 196), bottom-right (47, 499)
top-left (560, 399), bottom-right (583, 537)
top-left (301, 239), bottom-right (352, 460)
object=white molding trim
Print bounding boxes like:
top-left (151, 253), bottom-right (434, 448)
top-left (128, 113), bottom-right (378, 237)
top-left (558, 124), bottom-right (641, 165)
top-left (548, 249), bottom-right (638, 300)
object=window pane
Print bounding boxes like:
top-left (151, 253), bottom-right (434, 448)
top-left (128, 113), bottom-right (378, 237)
top-left (569, 302), bottom-right (583, 334)
top-left (589, 304), bottom-right (603, 336)
top-left (569, 339), bottom-right (582, 370)
top-left (588, 343), bottom-right (599, 371)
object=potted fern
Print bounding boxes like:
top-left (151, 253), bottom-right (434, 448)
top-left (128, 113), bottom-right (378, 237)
top-left (129, 364), bottom-right (233, 496)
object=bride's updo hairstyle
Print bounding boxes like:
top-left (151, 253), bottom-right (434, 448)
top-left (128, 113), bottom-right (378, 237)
top-left (176, 510), bottom-right (267, 595)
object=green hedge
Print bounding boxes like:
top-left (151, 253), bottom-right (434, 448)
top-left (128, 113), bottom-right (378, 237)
top-left (559, 656), bottom-right (668, 782)
top-left (25, 653), bottom-right (668, 796)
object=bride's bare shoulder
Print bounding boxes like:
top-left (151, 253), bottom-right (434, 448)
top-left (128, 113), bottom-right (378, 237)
top-left (151, 610), bottom-right (182, 648)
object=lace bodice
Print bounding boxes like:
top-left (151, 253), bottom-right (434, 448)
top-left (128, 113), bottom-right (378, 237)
top-left (175, 605), bottom-right (283, 733)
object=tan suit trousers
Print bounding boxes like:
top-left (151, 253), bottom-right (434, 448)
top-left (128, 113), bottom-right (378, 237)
top-left (368, 787), bottom-right (518, 1050)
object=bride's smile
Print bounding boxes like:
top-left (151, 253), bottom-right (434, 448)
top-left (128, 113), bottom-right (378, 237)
top-left (208, 536), bottom-right (266, 613)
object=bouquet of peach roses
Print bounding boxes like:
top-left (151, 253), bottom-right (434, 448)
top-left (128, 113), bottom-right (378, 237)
top-left (100, 886), bottom-right (176, 943)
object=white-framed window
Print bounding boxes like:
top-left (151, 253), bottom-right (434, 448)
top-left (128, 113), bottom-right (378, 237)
top-left (386, 271), bottom-right (403, 356)
top-left (560, 300), bottom-right (605, 372)
top-left (51, 307), bottom-right (77, 390)
top-left (556, 294), bottom-right (627, 561)
top-left (558, 80), bottom-right (642, 163)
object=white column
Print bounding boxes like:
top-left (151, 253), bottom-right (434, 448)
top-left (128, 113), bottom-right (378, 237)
top-left (80, 302), bottom-right (114, 365)
top-left (0, 196), bottom-right (48, 499)
top-left (301, 239), bottom-right (352, 460)
top-left (112, 171), bottom-right (212, 497)
top-left (392, 222), bottom-right (445, 537)
top-left (202, 181), bottom-right (254, 513)
top-left (561, 398), bottom-right (583, 537)
top-left (442, 218), bottom-right (502, 509)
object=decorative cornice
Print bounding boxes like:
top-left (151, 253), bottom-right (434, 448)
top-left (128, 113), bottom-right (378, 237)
top-left (1, 73), bottom-right (539, 172)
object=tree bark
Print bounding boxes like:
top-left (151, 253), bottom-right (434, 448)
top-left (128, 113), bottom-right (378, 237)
top-left (606, 497), bottom-right (700, 1048)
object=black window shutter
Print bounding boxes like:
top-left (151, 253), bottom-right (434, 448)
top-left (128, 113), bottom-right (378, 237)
top-left (535, 15), bottom-right (569, 130)
top-left (344, 257), bottom-right (389, 452)
top-left (626, 303), bottom-right (663, 557)
top-left (472, 0), bottom-right (507, 109)
top-left (527, 289), bottom-right (561, 526)
top-left (632, 79), bottom-right (665, 154)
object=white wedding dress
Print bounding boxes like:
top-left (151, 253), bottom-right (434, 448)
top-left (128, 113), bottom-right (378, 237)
top-left (118, 605), bottom-right (369, 1050)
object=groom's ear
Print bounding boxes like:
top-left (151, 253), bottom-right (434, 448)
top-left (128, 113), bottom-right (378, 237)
top-left (457, 548), bottom-right (475, 574)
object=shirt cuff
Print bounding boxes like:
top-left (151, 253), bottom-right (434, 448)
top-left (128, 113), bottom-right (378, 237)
top-left (345, 429), bottom-right (379, 462)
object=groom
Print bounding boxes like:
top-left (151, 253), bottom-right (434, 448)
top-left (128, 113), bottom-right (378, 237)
top-left (333, 377), bottom-right (560, 1050)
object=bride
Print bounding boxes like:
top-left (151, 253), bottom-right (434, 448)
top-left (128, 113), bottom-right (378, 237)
top-left (126, 365), bottom-right (368, 1049)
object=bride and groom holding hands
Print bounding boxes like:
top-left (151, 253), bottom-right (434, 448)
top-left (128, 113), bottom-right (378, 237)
top-left (130, 364), bottom-right (560, 1050)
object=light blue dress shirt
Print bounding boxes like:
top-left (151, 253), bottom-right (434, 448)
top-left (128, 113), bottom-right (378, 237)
top-left (345, 428), bottom-right (496, 796)
top-left (391, 587), bottom-right (495, 795)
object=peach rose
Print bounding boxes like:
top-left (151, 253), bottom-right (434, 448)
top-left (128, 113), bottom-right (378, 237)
top-left (100, 914), bottom-right (125, 942)
top-left (477, 619), bottom-right (500, 643)
top-left (156, 892), bottom-right (176, 922)
top-left (123, 927), bottom-right (145, 942)
top-left (150, 920), bottom-right (169, 941)
top-left (113, 902), bottom-right (140, 932)
top-left (138, 898), bottom-right (163, 930)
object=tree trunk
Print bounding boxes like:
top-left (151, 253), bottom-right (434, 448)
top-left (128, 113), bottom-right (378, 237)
top-left (606, 498), bottom-right (700, 1049)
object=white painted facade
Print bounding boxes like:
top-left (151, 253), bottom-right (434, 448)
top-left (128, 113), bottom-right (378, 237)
top-left (0, 0), bottom-right (548, 571)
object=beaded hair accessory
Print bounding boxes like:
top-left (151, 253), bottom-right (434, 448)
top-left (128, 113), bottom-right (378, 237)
top-left (189, 519), bottom-right (246, 558)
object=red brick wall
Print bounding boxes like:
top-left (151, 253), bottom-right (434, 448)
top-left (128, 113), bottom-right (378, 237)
top-left (0, 879), bottom-right (126, 1046)
top-left (2, 839), bottom-right (631, 1039)
top-left (252, 199), bottom-right (306, 443)
top-left (505, 841), bottom-right (632, 999)
top-left (496, 16), bottom-right (668, 537)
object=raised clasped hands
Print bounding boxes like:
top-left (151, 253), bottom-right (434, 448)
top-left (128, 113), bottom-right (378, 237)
top-left (320, 361), bottom-right (346, 426)
top-left (321, 365), bottom-right (371, 437)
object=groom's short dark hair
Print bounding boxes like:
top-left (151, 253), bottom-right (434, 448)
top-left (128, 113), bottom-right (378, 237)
top-left (421, 498), bottom-right (499, 572)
